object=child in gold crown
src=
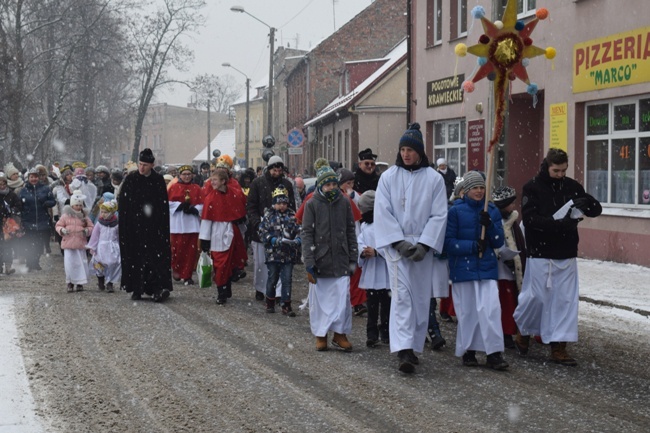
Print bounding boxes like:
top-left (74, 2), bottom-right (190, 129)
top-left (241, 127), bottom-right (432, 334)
top-left (86, 199), bottom-right (121, 293)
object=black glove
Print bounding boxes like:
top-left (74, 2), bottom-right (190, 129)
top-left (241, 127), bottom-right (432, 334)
top-left (200, 239), bottom-right (210, 252)
top-left (184, 206), bottom-right (199, 215)
top-left (176, 202), bottom-right (189, 212)
top-left (393, 240), bottom-right (415, 257)
top-left (559, 213), bottom-right (581, 230)
top-left (504, 259), bottom-right (516, 272)
top-left (408, 243), bottom-right (429, 262)
top-left (572, 197), bottom-right (590, 212)
top-left (476, 238), bottom-right (488, 254)
top-left (479, 211), bottom-right (492, 228)
top-left (233, 216), bottom-right (247, 225)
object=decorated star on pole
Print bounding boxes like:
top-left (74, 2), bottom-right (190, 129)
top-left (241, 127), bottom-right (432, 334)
top-left (455, 0), bottom-right (555, 151)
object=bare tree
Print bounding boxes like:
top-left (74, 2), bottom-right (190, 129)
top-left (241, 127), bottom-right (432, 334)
top-left (127, 0), bottom-right (206, 162)
top-left (190, 73), bottom-right (241, 114)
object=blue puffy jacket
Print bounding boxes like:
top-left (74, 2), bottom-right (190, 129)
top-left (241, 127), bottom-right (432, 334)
top-left (19, 182), bottom-right (56, 231)
top-left (444, 196), bottom-right (504, 283)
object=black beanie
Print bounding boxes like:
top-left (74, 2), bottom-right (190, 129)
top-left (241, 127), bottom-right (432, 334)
top-left (139, 148), bottom-right (155, 164)
top-left (399, 123), bottom-right (424, 156)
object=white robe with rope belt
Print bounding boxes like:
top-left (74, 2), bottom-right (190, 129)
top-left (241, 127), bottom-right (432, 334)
top-left (374, 165), bottom-right (448, 354)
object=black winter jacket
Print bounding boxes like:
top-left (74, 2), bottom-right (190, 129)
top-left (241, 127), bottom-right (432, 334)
top-left (521, 161), bottom-right (602, 259)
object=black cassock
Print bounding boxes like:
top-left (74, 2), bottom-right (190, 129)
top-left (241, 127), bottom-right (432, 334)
top-left (118, 170), bottom-right (172, 295)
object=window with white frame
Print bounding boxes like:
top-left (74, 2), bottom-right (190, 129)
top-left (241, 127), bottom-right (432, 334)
top-left (458, 0), bottom-right (467, 38)
top-left (585, 96), bottom-right (650, 207)
top-left (429, 0), bottom-right (442, 46)
top-left (498, 0), bottom-right (536, 19)
top-left (433, 118), bottom-right (466, 176)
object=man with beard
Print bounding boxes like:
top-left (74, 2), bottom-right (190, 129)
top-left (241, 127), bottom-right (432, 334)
top-left (118, 148), bottom-right (172, 302)
top-left (247, 156), bottom-right (296, 301)
top-left (354, 148), bottom-right (381, 194)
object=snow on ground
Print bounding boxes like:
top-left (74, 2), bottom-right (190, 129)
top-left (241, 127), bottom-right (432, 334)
top-left (0, 295), bottom-right (44, 433)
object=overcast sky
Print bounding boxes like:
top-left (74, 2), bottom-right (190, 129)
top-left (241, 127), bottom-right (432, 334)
top-left (158, 0), bottom-right (374, 107)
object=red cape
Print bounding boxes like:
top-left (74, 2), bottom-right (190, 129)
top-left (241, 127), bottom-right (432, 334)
top-left (168, 181), bottom-right (203, 205)
top-left (201, 182), bottom-right (247, 222)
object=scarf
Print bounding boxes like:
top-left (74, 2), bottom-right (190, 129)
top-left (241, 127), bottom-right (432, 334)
top-left (8, 178), bottom-right (24, 190)
top-left (98, 214), bottom-right (118, 228)
top-left (319, 188), bottom-right (340, 202)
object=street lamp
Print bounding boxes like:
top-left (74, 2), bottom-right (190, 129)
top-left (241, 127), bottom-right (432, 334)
top-left (222, 62), bottom-right (250, 168)
top-left (230, 5), bottom-right (275, 138)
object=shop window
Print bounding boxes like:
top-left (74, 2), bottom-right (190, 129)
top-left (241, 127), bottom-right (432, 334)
top-left (585, 96), bottom-right (650, 207)
top-left (433, 118), bottom-right (466, 176)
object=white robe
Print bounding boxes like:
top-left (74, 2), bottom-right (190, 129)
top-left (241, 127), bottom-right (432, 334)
top-left (252, 241), bottom-right (282, 297)
top-left (374, 165), bottom-right (448, 354)
top-left (86, 223), bottom-right (121, 284)
top-left (169, 201), bottom-right (203, 234)
top-left (452, 280), bottom-right (504, 356)
top-left (357, 223), bottom-right (389, 290)
top-left (64, 249), bottom-right (89, 285)
top-left (308, 277), bottom-right (352, 337)
top-left (514, 258), bottom-right (579, 343)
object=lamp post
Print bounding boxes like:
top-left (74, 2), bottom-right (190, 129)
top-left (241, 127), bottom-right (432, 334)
top-left (230, 5), bottom-right (274, 137)
top-left (223, 62), bottom-right (250, 168)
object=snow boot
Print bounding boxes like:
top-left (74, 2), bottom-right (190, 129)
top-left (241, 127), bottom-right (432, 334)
top-left (97, 276), bottom-right (106, 291)
top-left (504, 334), bottom-right (516, 349)
top-left (397, 350), bottom-right (416, 374)
top-left (106, 282), bottom-right (115, 293)
top-left (67, 283), bottom-right (74, 293)
top-left (75, 285), bottom-right (84, 292)
top-left (486, 352), bottom-right (509, 370)
top-left (255, 291), bottom-right (265, 301)
top-left (514, 333), bottom-right (530, 357)
top-left (265, 297), bottom-right (276, 313)
top-left (225, 280), bottom-right (233, 298)
top-left (316, 336), bottom-right (328, 351)
top-left (216, 285), bottom-right (228, 305)
top-left (550, 342), bottom-right (577, 366)
top-left (281, 301), bottom-right (296, 317)
top-left (462, 350), bottom-right (479, 367)
top-left (332, 333), bottom-right (353, 352)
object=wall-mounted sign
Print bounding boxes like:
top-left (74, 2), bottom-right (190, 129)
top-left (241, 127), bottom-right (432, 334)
top-left (550, 103), bottom-right (568, 152)
top-left (427, 74), bottom-right (464, 108)
top-left (467, 119), bottom-right (485, 171)
top-left (573, 26), bottom-right (650, 93)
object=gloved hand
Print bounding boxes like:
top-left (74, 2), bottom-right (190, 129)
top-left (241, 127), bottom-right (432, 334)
top-left (572, 197), bottom-right (590, 212)
top-left (184, 206), bottom-right (199, 216)
top-left (479, 211), bottom-right (492, 228)
top-left (433, 251), bottom-right (448, 260)
top-left (393, 240), bottom-right (415, 258)
top-left (504, 259), bottom-right (516, 272)
top-left (60, 228), bottom-right (69, 236)
top-left (475, 238), bottom-right (488, 254)
top-left (408, 243), bottom-right (429, 262)
top-left (83, 228), bottom-right (89, 237)
top-left (559, 213), bottom-right (581, 230)
top-left (176, 202), bottom-right (189, 212)
top-left (348, 262), bottom-right (357, 275)
top-left (200, 239), bottom-right (210, 252)
top-left (306, 266), bottom-right (318, 284)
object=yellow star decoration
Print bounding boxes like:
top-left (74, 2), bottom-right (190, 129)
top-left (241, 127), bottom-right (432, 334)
top-left (455, 0), bottom-right (555, 152)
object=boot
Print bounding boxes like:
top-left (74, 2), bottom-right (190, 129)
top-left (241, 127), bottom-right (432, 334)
top-left (281, 301), bottom-right (296, 317)
top-left (225, 280), bottom-right (233, 298)
top-left (97, 276), bottom-right (106, 291)
top-left (316, 336), bottom-right (328, 351)
top-left (67, 283), bottom-right (74, 293)
top-left (332, 333), bottom-right (353, 352)
top-left (462, 350), bottom-right (479, 367)
top-left (514, 333), bottom-right (530, 357)
top-left (428, 298), bottom-right (446, 350)
top-left (216, 285), bottom-right (228, 305)
top-left (75, 285), bottom-right (84, 292)
top-left (265, 297), bottom-right (276, 313)
top-left (486, 352), bottom-right (509, 370)
top-left (398, 350), bottom-right (415, 374)
top-left (106, 282), bottom-right (115, 293)
top-left (550, 342), bottom-right (577, 366)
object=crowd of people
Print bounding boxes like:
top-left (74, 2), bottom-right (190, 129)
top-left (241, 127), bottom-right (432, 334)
top-left (0, 124), bottom-right (602, 374)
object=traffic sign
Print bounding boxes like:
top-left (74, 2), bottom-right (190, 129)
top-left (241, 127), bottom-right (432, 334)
top-left (287, 128), bottom-right (304, 147)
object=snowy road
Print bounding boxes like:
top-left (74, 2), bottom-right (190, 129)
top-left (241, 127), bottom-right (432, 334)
top-left (1, 251), bottom-right (649, 432)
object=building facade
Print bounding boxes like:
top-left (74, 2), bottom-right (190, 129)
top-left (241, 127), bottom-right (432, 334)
top-left (411, 0), bottom-right (650, 266)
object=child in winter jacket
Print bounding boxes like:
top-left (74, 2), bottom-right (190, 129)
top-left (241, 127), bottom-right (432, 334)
top-left (301, 158), bottom-right (358, 352)
top-left (55, 190), bottom-right (93, 292)
top-left (86, 199), bottom-right (121, 293)
top-left (356, 190), bottom-right (391, 347)
top-left (258, 186), bottom-right (301, 316)
top-left (443, 171), bottom-right (508, 370)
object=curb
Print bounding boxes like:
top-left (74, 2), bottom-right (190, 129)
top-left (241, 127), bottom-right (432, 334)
top-left (580, 296), bottom-right (650, 318)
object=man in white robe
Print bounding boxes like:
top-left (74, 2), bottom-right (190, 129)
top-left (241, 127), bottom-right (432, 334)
top-left (374, 123), bottom-right (448, 373)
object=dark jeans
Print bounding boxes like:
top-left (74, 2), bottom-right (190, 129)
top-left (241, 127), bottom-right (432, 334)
top-left (21, 229), bottom-right (46, 269)
top-left (428, 298), bottom-right (442, 338)
top-left (366, 289), bottom-right (391, 341)
top-left (266, 262), bottom-right (293, 303)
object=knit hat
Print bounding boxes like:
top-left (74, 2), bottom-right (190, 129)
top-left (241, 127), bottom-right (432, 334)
top-left (95, 165), bottom-right (110, 175)
top-left (436, 158), bottom-right (447, 167)
top-left (492, 186), bottom-right (517, 209)
top-left (337, 168), bottom-right (354, 185)
top-left (358, 148), bottom-right (377, 161)
top-left (100, 199), bottom-right (118, 213)
top-left (102, 192), bottom-right (115, 202)
top-left (399, 122), bottom-right (424, 155)
top-left (70, 190), bottom-right (86, 207)
top-left (163, 174), bottom-right (174, 183)
top-left (85, 167), bottom-right (95, 175)
top-left (272, 186), bottom-right (289, 204)
top-left (314, 158), bottom-right (338, 190)
top-left (35, 164), bottom-right (48, 176)
top-left (139, 148), bottom-right (155, 164)
top-left (452, 176), bottom-right (465, 198)
top-left (4, 163), bottom-right (19, 178)
top-left (267, 155), bottom-right (284, 169)
top-left (463, 170), bottom-right (486, 191)
top-left (357, 190), bottom-right (376, 214)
